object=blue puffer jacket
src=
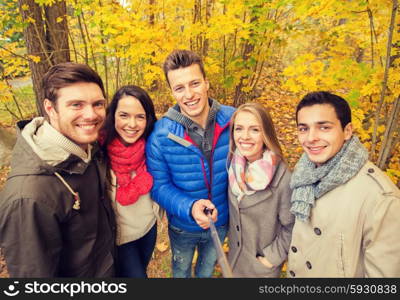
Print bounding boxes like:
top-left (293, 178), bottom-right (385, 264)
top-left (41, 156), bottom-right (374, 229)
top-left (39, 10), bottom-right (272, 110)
top-left (146, 104), bottom-right (235, 232)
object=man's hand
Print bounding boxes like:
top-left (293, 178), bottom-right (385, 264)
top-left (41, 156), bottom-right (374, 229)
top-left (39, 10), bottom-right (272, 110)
top-left (191, 199), bottom-right (218, 229)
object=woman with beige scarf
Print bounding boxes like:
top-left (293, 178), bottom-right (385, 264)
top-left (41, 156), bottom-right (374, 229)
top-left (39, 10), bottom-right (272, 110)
top-left (227, 103), bottom-right (294, 277)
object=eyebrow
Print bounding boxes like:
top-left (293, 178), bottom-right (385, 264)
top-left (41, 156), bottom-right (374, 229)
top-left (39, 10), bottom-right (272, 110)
top-left (66, 99), bottom-right (105, 104)
top-left (173, 79), bottom-right (201, 87)
top-left (234, 124), bottom-right (260, 128)
top-left (117, 111), bottom-right (145, 116)
top-left (65, 100), bottom-right (85, 104)
top-left (298, 121), bottom-right (335, 126)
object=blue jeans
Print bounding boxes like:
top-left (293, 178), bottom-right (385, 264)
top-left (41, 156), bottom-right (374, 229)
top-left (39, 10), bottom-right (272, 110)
top-left (168, 223), bottom-right (228, 278)
top-left (116, 223), bottom-right (157, 278)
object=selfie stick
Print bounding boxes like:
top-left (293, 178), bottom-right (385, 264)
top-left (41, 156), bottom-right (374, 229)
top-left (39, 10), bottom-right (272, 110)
top-left (204, 208), bottom-right (233, 278)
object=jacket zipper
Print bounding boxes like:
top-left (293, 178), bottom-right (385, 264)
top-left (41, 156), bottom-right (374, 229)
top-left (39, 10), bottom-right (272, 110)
top-left (182, 121), bottom-right (231, 202)
top-left (207, 121), bottom-right (231, 202)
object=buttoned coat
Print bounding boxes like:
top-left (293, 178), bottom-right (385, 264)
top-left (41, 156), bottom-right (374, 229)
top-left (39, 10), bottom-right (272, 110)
top-left (287, 161), bottom-right (400, 278)
top-left (228, 161), bottom-right (294, 277)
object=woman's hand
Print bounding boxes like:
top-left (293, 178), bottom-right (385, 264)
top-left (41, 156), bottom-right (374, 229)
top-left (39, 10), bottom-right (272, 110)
top-left (257, 256), bottom-right (274, 268)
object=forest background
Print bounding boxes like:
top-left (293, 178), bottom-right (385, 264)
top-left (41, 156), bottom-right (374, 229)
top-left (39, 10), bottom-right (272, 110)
top-left (0, 0), bottom-right (399, 277)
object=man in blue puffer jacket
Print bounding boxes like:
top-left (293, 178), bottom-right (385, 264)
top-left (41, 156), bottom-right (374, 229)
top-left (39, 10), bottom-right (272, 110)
top-left (146, 50), bottom-right (235, 277)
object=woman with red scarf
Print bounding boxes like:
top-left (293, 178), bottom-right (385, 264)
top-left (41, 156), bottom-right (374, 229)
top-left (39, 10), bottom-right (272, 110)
top-left (101, 85), bottom-right (161, 277)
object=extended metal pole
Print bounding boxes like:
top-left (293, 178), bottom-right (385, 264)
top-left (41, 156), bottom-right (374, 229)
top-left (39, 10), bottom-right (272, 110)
top-left (205, 209), bottom-right (233, 278)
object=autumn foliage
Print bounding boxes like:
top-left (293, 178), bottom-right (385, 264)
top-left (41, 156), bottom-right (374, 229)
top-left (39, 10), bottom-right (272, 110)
top-left (0, 0), bottom-right (399, 183)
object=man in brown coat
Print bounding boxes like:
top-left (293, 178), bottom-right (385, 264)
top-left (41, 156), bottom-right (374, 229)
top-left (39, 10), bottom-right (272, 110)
top-left (287, 91), bottom-right (400, 277)
top-left (0, 63), bottom-right (116, 277)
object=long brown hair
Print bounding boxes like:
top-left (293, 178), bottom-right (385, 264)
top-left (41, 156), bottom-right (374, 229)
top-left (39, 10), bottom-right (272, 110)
top-left (228, 102), bottom-right (285, 163)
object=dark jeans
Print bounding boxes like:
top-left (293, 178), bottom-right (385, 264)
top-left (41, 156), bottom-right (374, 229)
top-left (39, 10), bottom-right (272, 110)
top-left (116, 222), bottom-right (157, 278)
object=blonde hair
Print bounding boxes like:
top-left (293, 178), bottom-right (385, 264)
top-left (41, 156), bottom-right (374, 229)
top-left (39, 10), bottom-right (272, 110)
top-left (228, 102), bottom-right (285, 163)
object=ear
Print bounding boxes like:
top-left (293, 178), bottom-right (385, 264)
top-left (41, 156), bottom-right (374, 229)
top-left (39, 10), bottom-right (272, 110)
top-left (343, 122), bottom-right (353, 140)
top-left (43, 99), bottom-right (58, 121)
top-left (205, 78), bottom-right (210, 91)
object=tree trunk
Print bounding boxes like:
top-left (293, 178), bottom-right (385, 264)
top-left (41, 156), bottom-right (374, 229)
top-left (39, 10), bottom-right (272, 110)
top-left (45, 1), bottom-right (70, 64)
top-left (149, 0), bottom-right (159, 92)
top-left (81, 10), bottom-right (98, 72)
top-left (98, 0), bottom-right (109, 100)
top-left (193, 0), bottom-right (201, 54)
top-left (370, 0), bottom-right (397, 160)
top-left (18, 0), bottom-right (70, 117)
top-left (76, 13), bottom-right (89, 64)
top-left (233, 9), bottom-right (257, 107)
top-left (203, 0), bottom-right (213, 57)
top-left (18, 0), bottom-right (51, 117)
top-left (233, 40), bottom-right (254, 107)
top-left (377, 95), bottom-right (400, 169)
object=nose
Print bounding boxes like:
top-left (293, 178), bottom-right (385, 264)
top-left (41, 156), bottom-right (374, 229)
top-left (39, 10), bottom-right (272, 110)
top-left (184, 87), bottom-right (194, 99)
top-left (306, 127), bottom-right (319, 142)
top-left (127, 117), bottom-right (136, 128)
top-left (82, 104), bottom-right (97, 120)
top-left (241, 129), bottom-right (250, 140)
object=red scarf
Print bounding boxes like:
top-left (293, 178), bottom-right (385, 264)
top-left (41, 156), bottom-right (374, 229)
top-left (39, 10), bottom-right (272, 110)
top-left (107, 137), bottom-right (153, 206)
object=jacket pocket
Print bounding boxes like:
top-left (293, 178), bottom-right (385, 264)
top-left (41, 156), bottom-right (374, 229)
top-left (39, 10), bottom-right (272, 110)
top-left (337, 233), bottom-right (346, 277)
top-left (168, 223), bottom-right (184, 233)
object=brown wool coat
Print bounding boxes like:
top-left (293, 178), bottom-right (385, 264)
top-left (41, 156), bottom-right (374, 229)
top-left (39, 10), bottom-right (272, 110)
top-left (287, 161), bottom-right (400, 278)
top-left (228, 162), bottom-right (294, 277)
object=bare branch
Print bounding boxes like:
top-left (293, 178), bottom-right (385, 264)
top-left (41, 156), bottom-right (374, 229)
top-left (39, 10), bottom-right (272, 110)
top-left (370, 0), bottom-right (398, 160)
top-left (0, 45), bottom-right (30, 62)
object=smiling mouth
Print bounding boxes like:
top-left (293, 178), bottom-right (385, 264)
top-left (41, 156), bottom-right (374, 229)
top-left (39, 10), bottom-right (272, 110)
top-left (239, 142), bottom-right (254, 150)
top-left (77, 123), bottom-right (97, 130)
top-left (307, 145), bottom-right (326, 153)
top-left (123, 129), bottom-right (139, 136)
top-left (185, 99), bottom-right (200, 107)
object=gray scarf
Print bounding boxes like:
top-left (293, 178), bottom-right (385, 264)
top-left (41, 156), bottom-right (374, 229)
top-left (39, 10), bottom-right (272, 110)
top-left (290, 136), bottom-right (368, 221)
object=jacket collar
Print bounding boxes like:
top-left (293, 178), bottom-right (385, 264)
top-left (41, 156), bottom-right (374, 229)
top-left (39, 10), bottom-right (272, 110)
top-left (20, 117), bottom-right (92, 166)
top-left (9, 118), bottom-right (100, 178)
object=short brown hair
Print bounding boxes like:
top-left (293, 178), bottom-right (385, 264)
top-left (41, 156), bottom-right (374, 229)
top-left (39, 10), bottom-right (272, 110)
top-left (163, 50), bottom-right (206, 86)
top-left (42, 62), bottom-right (105, 103)
top-left (229, 102), bottom-right (285, 163)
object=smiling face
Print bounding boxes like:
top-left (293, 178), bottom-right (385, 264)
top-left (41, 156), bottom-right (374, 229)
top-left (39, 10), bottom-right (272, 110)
top-left (114, 96), bottom-right (146, 145)
top-left (167, 64), bottom-right (210, 128)
top-left (297, 104), bottom-right (353, 166)
top-left (233, 111), bottom-right (264, 163)
top-left (44, 82), bottom-right (106, 150)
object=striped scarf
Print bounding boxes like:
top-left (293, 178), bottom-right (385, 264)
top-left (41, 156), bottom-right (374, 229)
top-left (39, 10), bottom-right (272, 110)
top-left (229, 149), bottom-right (280, 202)
top-left (290, 136), bottom-right (368, 221)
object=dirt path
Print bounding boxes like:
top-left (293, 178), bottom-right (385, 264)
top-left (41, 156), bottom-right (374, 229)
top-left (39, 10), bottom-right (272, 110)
top-left (8, 77), bottom-right (32, 89)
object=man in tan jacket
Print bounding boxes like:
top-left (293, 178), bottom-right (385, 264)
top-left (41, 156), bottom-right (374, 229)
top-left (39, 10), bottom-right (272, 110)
top-left (287, 91), bottom-right (400, 277)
